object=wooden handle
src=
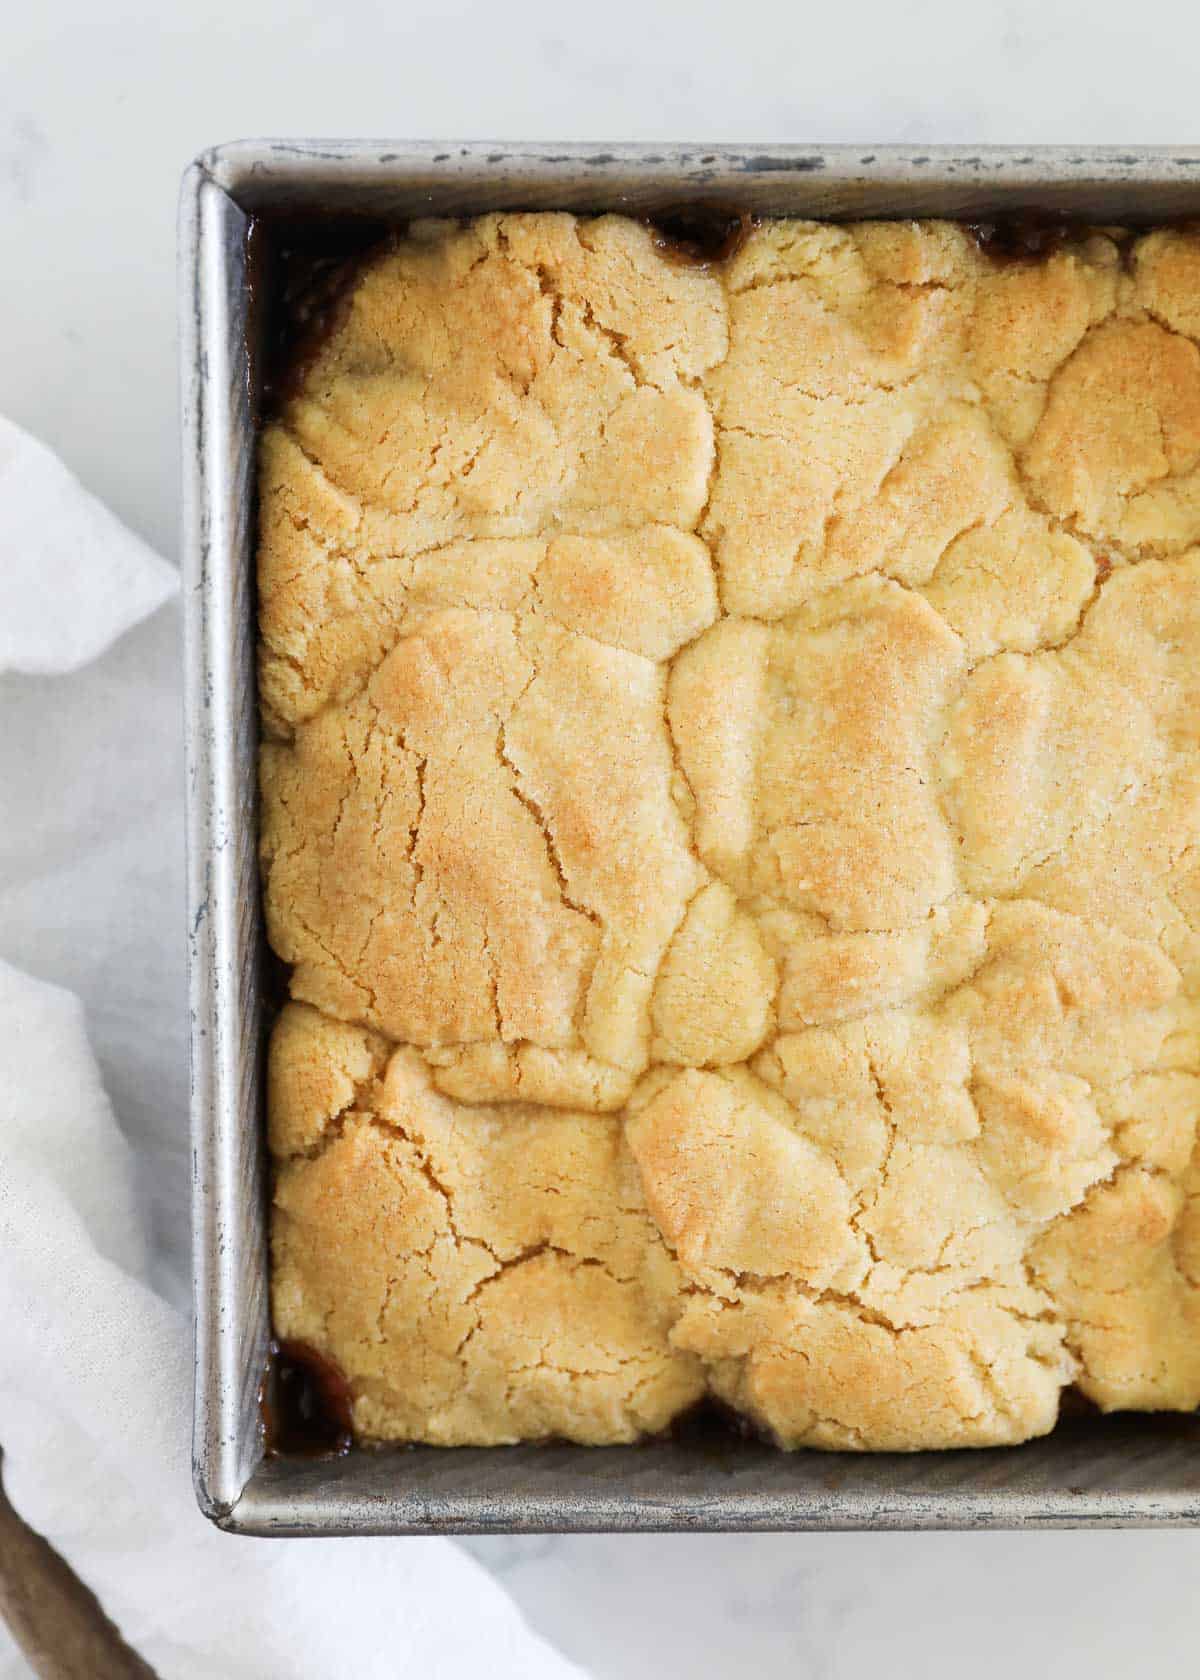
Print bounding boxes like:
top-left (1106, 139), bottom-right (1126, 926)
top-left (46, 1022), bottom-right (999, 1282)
top-left (0, 1449), bottom-right (158, 1679)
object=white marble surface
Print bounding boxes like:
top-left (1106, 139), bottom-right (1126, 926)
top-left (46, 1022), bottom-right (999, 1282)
top-left (3, 1), bottom-right (1200, 1674)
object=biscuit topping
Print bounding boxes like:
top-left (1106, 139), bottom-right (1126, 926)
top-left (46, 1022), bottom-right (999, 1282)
top-left (261, 215), bottom-right (1200, 1449)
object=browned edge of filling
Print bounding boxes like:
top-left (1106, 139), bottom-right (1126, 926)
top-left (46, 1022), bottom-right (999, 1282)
top-left (260, 1339), bottom-right (355, 1459)
top-left (245, 212), bottom-right (397, 418)
top-left (646, 206), bottom-right (758, 266)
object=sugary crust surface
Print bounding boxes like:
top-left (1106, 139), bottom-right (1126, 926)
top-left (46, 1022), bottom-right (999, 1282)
top-left (262, 214), bottom-right (1200, 1449)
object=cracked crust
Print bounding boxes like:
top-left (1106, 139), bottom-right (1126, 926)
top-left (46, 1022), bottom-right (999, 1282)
top-left (263, 216), bottom-right (1200, 1449)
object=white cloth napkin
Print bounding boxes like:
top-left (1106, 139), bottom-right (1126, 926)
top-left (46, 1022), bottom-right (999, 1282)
top-left (0, 419), bottom-right (582, 1680)
top-left (0, 416), bottom-right (178, 676)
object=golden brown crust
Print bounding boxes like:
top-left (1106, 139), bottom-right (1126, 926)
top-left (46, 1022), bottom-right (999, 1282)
top-left (270, 1028), bottom-right (702, 1444)
top-left (263, 216), bottom-right (1200, 1449)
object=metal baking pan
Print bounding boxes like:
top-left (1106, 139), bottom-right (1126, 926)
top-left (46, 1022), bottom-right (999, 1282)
top-left (180, 141), bottom-right (1200, 1534)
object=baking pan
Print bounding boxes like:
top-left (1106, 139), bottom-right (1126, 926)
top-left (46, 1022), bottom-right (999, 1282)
top-left (180, 141), bottom-right (1200, 1534)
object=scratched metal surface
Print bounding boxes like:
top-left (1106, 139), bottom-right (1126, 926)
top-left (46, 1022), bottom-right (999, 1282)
top-left (180, 143), bottom-right (1200, 1535)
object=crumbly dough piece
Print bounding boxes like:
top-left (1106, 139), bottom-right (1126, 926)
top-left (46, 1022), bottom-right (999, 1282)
top-left (270, 1007), bottom-right (702, 1444)
top-left (257, 213), bottom-right (724, 731)
top-left (263, 216), bottom-right (1200, 1449)
top-left (261, 608), bottom-right (705, 1072)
